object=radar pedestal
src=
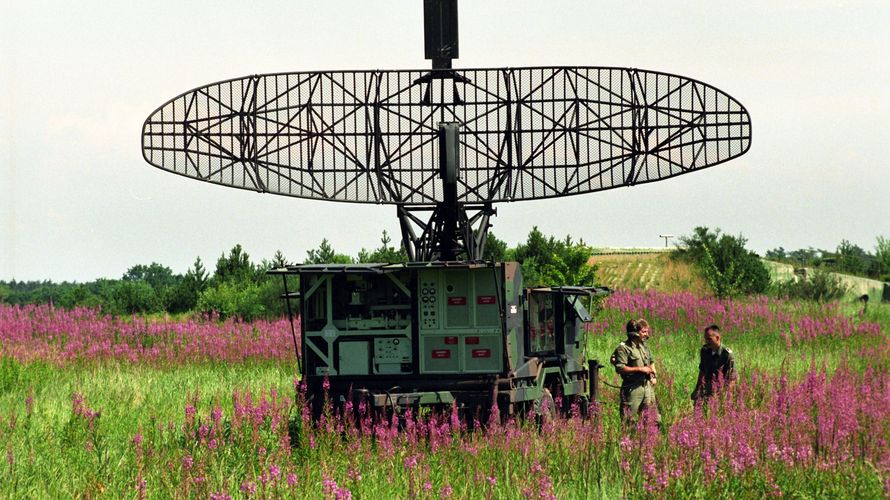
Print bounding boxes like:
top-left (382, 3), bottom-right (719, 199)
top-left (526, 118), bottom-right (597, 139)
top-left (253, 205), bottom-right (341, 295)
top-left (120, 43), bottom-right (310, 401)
top-left (397, 123), bottom-right (495, 262)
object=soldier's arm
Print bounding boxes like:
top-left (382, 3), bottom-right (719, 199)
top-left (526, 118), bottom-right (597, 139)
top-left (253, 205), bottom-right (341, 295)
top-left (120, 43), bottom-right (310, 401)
top-left (610, 345), bottom-right (629, 374)
top-left (692, 347), bottom-right (707, 399)
top-left (725, 348), bottom-right (737, 384)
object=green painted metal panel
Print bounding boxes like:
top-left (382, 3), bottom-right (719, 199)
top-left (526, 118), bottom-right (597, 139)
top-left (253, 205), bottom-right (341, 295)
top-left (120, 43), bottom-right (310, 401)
top-left (462, 334), bottom-right (502, 372)
top-left (473, 269), bottom-right (500, 327)
top-left (421, 335), bottom-right (460, 373)
top-left (444, 271), bottom-right (469, 328)
top-left (338, 341), bottom-right (369, 375)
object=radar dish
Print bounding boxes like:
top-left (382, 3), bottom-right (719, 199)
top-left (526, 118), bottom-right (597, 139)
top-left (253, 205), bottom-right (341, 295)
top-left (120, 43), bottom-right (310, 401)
top-left (142, 67), bottom-right (750, 205)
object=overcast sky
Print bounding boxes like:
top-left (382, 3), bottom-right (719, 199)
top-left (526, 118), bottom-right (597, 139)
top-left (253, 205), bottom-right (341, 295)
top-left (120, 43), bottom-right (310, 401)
top-left (1, 0), bottom-right (888, 282)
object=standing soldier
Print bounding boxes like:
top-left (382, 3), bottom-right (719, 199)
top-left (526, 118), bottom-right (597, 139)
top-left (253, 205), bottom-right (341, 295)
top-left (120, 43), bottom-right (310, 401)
top-left (691, 324), bottom-right (736, 402)
top-left (610, 319), bottom-right (659, 423)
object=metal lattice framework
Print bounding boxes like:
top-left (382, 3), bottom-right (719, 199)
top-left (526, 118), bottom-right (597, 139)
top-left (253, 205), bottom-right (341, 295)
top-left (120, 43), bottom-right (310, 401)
top-left (142, 67), bottom-right (751, 206)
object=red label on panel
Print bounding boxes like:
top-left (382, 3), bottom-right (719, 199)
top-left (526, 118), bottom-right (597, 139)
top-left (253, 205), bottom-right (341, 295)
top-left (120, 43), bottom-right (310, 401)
top-left (477, 295), bottom-right (496, 305)
top-left (465, 336), bottom-right (480, 345)
top-left (471, 349), bottom-right (491, 358)
top-left (447, 297), bottom-right (467, 306)
top-left (432, 349), bottom-right (451, 359)
top-left (444, 336), bottom-right (458, 345)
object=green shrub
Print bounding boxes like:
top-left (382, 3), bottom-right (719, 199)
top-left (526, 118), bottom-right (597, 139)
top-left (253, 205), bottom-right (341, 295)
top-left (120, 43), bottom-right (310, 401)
top-left (196, 281), bottom-right (265, 321)
top-left (676, 227), bottom-right (770, 298)
top-left (773, 268), bottom-right (849, 303)
top-left (109, 280), bottom-right (162, 314)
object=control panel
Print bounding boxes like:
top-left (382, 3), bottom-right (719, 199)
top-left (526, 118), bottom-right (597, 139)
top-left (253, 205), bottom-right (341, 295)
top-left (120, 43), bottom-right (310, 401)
top-left (374, 337), bottom-right (411, 362)
top-left (419, 280), bottom-right (439, 329)
top-left (374, 337), bottom-right (412, 374)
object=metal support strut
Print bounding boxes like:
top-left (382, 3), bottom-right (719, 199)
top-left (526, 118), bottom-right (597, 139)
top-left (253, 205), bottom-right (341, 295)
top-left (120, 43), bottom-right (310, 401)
top-left (398, 123), bottom-right (495, 261)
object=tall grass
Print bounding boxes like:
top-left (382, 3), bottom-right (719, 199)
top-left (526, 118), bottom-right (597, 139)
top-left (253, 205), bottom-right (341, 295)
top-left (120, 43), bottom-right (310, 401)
top-left (0, 291), bottom-right (887, 498)
top-left (1, 364), bottom-right (885, 498)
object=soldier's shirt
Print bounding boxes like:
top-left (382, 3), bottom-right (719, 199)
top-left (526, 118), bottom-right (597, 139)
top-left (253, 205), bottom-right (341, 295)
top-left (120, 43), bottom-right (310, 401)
top-left (696, 344), bottom-right (735, 395)
top-left (610, 339), bottom-right (654, 388)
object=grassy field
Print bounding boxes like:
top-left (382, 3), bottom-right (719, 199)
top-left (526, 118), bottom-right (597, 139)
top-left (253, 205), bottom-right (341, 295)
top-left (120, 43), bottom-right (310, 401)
top-left (1, 289), bottom-right (888, 498)
top-left (590, 253), bottom-right (709, 293)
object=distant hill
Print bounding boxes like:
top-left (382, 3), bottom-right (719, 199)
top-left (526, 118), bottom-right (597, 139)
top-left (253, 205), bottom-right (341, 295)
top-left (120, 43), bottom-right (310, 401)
top-left (590, 251), bottom-right (887, 300)
top-left (588, 251), bottom-right (708, 293)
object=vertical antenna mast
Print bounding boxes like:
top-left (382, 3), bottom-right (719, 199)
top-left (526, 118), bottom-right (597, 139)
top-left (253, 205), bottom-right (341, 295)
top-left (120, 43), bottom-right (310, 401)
top-left (424, 0), bottom-right (459, 69)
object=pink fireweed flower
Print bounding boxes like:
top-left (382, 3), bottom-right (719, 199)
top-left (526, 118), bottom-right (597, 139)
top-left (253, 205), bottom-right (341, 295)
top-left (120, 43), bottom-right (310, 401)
top-left (287, 473), bottom-right (298, 487)
top-left (24, 390), bottom-right (34, 416)
top-left (239, 481), bottom-right (257, 496)
top-left (347, 468), bottom-right (362, 482)
top-left (135, 476), bottom-right (147, 500)
top-left (323, 477), bottom-right (338, 495)
top-left (268, 464), bottom-right (281, 480)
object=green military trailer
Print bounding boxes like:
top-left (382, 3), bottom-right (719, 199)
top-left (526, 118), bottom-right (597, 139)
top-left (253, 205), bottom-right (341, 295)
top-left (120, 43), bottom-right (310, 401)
top-left (270, 261), bottom-right (608, 419)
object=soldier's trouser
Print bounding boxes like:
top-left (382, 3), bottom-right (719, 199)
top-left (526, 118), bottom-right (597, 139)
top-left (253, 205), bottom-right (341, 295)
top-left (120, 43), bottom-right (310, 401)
top-left (620, 383), bottom-right (659, 423)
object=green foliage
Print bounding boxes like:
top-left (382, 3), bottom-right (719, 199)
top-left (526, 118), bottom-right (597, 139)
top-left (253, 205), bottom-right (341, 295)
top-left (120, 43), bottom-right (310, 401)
top-left (305, 239), bottom-right (354, 264)
top-left (834, 239), bottom-right (870, 276)
top-left (764, 247), bottom-right (787, 261)
top-left (196, 280), bottom-right (265, 321)
top-left (875, 236), bottom-right (890, 281)
top-left (270, 250), bottom-right (289, 268)
top-left (482, 232), bottom-right (508, 262)
top-left (773, 268), bottom-right (849, 303)
top-left (768, 239), bottom-right (886, 281)
top-left (676, 227), bottom-right (770, 298)
top-left (542, 242), bottom-right (598, 286)
top-left (214, 244), bottom-right (255, 284)
top-left (357, 231), bottom-right (408, 263)
top-left (162, 257), bottom-right (207, 313)
top-left (787, 247), bottom-right (822, 267)
top-left (509, 227), bottom-right (597, 286)
top-left (122, 263), bottom-right (176, 290)
top-left (110, 279), bottom-right (162, 314)
top-left (58, 284), bottom-right (102, 310)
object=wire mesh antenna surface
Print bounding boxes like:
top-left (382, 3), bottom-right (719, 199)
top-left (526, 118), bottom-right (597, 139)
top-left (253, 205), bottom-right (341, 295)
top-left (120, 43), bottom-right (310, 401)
top-left (141, 67), bottom-right (751, 206)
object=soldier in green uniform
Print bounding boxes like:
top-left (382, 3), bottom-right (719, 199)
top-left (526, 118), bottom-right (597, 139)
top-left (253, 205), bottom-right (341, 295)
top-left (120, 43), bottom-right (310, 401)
top-left (610, 319), bottom-right (659, 423)
top-left (691, 324), bottom-right (736, 402)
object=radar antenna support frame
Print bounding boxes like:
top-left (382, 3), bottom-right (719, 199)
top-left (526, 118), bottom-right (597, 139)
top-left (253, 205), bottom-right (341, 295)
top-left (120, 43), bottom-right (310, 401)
top-left (397, 123), bottom-right (494, 261)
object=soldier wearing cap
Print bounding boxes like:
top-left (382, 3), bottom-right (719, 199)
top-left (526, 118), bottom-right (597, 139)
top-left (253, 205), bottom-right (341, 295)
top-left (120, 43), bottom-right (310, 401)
top-left (610, 319), bottom-right (659, 423)
top-left (691, 324), bottom-right (736, 402)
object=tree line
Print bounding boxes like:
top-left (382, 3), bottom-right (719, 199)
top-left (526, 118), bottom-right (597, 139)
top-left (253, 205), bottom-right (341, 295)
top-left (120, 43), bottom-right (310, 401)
top-left (0, 229), bottom-right (599, 320)
top-left (3, 228), bottom-right (885, 318)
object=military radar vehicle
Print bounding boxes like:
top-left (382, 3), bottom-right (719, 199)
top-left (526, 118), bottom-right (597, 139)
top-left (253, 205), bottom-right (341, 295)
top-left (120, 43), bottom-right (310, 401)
top-left (141, 1), bottom-right (751, 418)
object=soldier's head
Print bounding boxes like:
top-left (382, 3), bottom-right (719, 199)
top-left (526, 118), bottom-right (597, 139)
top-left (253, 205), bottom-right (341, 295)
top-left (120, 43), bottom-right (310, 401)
top-left (626, 319), bottom-right (650, 341)
top-left (704, 324), bottom-right (721, 349)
